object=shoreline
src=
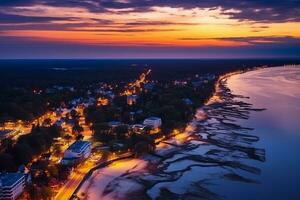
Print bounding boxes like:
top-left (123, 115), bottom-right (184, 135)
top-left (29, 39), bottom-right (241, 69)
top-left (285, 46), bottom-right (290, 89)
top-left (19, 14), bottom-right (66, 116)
top-left (121, 67), bottom-right (267, 200)
top-left (73, 68), bottom-right (260, 199)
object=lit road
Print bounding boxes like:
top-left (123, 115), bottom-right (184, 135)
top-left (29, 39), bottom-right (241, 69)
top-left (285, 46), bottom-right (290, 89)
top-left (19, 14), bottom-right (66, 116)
top-left (55, 162), bottom-right (92, 200)
top-left (54, 153), bottom-right (104, 200)
top-left (54, 152), bottom-right (133, 200)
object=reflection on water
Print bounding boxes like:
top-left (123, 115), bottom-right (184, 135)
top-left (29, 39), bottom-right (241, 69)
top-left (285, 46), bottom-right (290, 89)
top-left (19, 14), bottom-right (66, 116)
top-left (226, 66), bottom-right (300, 200)
top-left (228, 67), bottom-right (300, 133)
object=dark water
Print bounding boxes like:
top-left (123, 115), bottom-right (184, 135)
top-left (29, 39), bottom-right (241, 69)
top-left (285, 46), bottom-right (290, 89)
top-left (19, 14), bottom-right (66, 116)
top-left (225, 66), bottom-right (300, 200)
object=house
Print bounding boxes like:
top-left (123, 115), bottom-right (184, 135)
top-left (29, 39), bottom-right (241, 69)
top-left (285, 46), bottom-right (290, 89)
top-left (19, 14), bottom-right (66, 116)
top-left (191, 81), bottom-right (203, 88)
top-left (60, 140), bottom-right (91, 165)
top-left (108, 121), bottom-right (122, 128)
top-left (111, 143), bottom-right (126, 151)
top-left (54, 120), bottom-right (64, 127)
top-left (0, 130), bottom-right (17, 140)
top-left (132, 124), bottom-right (147, 134)
top-left (0, 173), bottom-right (25, 200)
top-left (182, 98), bottom-right (193, 105)
top-left (144, 83), bottom-right (155, 91)
top-left (18, 165), bottom-right (31, 184)
top-left (143, 117), bottom-right (162, 129)
top-left (127, 94), bottom-right (138, 105)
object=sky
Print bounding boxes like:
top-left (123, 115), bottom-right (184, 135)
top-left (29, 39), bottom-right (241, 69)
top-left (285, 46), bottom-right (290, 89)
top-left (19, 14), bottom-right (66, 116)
top-left (0, 0), bottom-right (300, 59)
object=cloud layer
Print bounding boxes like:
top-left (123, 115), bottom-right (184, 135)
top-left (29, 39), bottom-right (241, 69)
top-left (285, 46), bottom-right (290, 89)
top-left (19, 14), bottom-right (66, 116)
top-left (0, 0), bottom-right (300, 58)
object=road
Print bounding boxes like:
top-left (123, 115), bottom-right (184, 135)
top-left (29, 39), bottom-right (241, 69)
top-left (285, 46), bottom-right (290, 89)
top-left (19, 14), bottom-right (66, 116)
top-left (54, 151), bottom-right (107, 200)
top-left (54, 152), bottom-right (133, 200)
top-left (55, 159), bottom-right (96, 200)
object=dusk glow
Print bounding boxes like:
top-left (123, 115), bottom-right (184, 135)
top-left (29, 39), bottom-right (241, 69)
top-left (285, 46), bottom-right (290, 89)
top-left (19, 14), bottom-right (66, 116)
top-left (1, 3), bottom-right (300, 200)
top-left (1, 1), bottom-right (300, 58)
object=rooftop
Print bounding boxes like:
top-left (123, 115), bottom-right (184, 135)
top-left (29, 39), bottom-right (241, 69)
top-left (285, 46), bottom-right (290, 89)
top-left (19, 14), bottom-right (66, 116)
top-left (108, 121), bottom-right (122, 126)
top-left (0, 130), bottom-right (13, 136)
top-left (68, 140), bottom-right (90, 152)
top-left (0, 173), bottom-right (24, 187)
top-left (145, 117), bottom-right (161, 121)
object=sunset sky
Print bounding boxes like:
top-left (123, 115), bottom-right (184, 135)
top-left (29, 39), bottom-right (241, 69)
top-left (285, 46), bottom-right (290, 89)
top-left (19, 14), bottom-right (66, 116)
top-left (1, 0), bottom-right (300, 58)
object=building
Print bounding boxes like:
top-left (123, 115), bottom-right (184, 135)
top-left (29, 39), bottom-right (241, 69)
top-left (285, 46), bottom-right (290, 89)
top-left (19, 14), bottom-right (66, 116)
top-left (144, 83), bottom-right (155, 92)
top-left (54, 119), bottom-right (64, 127)
top-left (143, 117), bottom-right (162, 129)
top-left (0, 130), bottom-right (14, 140)
top-left (132, 124), bottom-right (147, 134)
top-left (60, 140), bottom-right (91, 165)
top-left (182, 98), bottom-right (193, 105)
top-left (96, 97), bottom-right (109, 106)
top-left (127, 94), bottom-right (138, 105)
top-left (108, 121), bottom-right (122, 128)
top-left (0, 173), bottom-right (25, 200)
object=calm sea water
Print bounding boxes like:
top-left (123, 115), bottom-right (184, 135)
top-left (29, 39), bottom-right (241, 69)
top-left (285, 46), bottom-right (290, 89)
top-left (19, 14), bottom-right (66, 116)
top-left (225, 66), bottom-right (300, 200)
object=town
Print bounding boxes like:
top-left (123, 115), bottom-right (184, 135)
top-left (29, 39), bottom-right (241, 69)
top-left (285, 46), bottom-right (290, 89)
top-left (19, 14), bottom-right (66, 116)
top-left (0, 67), bottom-right (217, 200)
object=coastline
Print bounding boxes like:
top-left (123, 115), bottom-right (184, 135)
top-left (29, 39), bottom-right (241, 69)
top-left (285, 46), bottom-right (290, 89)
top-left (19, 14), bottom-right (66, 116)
top-left (124, 67), bottom-right (267, 200)
top-left (74, 67), bottom-right (266, 200)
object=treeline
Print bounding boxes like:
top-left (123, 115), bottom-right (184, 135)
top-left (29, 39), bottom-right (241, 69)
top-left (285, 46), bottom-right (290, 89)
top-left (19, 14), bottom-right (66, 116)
top-left (92, 123), bottom-right (155, 153)
top-left (86, 79), bottom-right (216, 153)
top-left (0, 86), bottom-right (86, 122)
top-left (0, 125), bottom-right (62, 172)
top-left (138, 82), bottom-right (214, 133)
top-left (0, 58), bottom-right (278, 122)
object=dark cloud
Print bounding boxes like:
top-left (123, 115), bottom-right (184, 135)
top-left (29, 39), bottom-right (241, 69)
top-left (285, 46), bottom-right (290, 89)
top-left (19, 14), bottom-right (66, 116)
top-left (0, 1), bottom-right (299, 58)
top-left (124, 21), bottom-right (198, 26)
top-left (0, 0), bottom-right (36, 6)
top-left (0, 23), bottom-right (181, 32)
top-left (0, 13), bottom-right (78, 23)
top-left (82, 28), bottom-right (181, 33)
top-left (179, 36), bottom-right (300, 45)
top-left (218, 36), bottom-right (300, 44)
top-left (86, 0), bottom-right (300, 23)
top-left (1, 0), bottom-right (300, 22)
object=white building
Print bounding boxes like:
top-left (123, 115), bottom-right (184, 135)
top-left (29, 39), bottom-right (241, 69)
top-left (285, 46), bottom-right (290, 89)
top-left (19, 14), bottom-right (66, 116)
top-left (0, 173), bottom-right (25, 200)
top-left (143, 117), bottom-right (162, 129)
top-left (132, 124), bottom-right (147, 134)
top-left (61, 140), bottom-right (91, 165)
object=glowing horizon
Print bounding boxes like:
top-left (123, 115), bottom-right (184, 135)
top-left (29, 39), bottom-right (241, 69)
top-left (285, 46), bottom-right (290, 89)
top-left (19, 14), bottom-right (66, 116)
top-left (1, 1), bottom-right (300, 58)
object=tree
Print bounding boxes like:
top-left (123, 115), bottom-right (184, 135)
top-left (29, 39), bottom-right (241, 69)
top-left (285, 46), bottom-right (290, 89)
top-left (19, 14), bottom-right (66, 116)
top-left (12, 143), bottom-right (33, 165)
top-left (0, 153), bottom-right (16, 171)
top-left (93, 123), bottom-right (114, 144)
top-left (43, 118), bottom-right (52, 127)
top-left (133, 139), bottom-right (155, 156)
top-left (113, 96), bottom-right (127, 107)
top-left (70, 109), bottom-right (79, 120)
top-left (72, 123), bottom-right (83, 134)
top-left (131, 135), bottom-right (155, 156)
top-left (64, 134), bottom-right (73, 145)
top-left (114, 125), bottom-right (128, 140)
top-left (143, 126), bottom-right (152, 135)
top-left (76, 134), bottom-right (84, 141)
top-left (93, 122), bottom-right (110, 135)
top-left (48, 125), bottom-right (62, 138)
top-left (40, 186), bottom-right (53, 200)
top-left (47, 165), bottom-right (59, 179)
top-left (52, 143), bottom-right (62, 156)
top-left (0, 138), bottom-right (13, 151)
